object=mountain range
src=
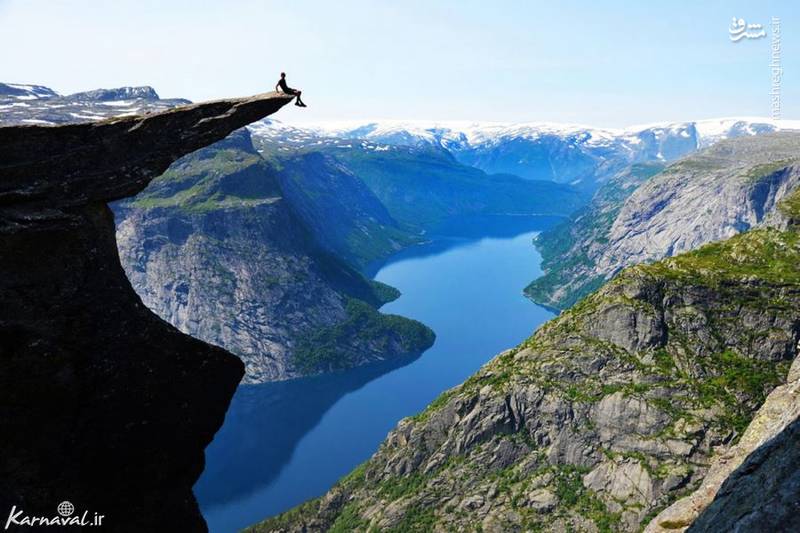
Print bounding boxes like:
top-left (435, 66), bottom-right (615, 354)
top-left (5, 82), bottom-right (800, 532)
top-left (252, 117), bottom-right (800, 190)
top-left (4, 82), bottom-right (798, 383)
top-left (0, 83), bottom-right (580, 383)
top-left (528, 134), bottom-right (800, 309)
top-left (254, 149), bottom-right (800, 532)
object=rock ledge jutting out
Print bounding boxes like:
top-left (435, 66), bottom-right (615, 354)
top-left (0, 92), bottom-right (293, 532)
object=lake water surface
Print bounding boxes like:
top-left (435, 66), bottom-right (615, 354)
top-left (196, 215), bottom-right (559, 532)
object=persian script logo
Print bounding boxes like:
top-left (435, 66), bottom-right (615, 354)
top-left (4, 501), bottom-right (105, 529)
top-left (729, 17), bottom-right (766, 42)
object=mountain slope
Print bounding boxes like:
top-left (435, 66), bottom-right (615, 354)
top-left (253, 138), bottom-right (587, 230)
top-left (647, 346), bottom-right (800, 532)
top-left (528, 133), bottom-right (800, 310)
top-left (253, 196), bottom-right (800, 532)
top-left (687, 417), bottom-right (800, 532)
top-left (115, 130), bottom-right (434, 383)
top-left (264, 150), bottom-right (423, 268)
top-left (644, 191), bottom-right (800, 532)
top-left (526, 162), bottom-right (666, 309)
top-left (328, 144), bottom-right (586, 229)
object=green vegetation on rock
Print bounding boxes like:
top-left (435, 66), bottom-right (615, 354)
top-left (778, 186), bottom-right (800, 221)
top-left (313, 144), bottom-right (586, 230)
top-left (525, 162), bottom-right (665, 309)
top-left (129, 144), bottom-right (281, 212)
top-left (265, 151), bottom-right (423, 268)
top-left (292, 298), bottom-right (435, 374)
top-left (117, 130), bottom-right (436, 382)
top-left (253, 189), bottom-right (800, 531)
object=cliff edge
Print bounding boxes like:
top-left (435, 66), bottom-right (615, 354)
top-left (0, 93), bottom-right (292, 531)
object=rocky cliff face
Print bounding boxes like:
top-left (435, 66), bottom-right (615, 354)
top-left (647, 353), bottom-right (800, 532)
top-left (253, 192), bottom-right (800, 532)
top-left (526, 162), bottom-right (666, 309)
top-left (0, 93), bottom-right (292, 531)
top-left (1, 82), bottom-right (434, 384)
top-left (688, 418), bottom-right (800, 532)
top-left (528, 133), bottom-right (800, 310)
top-left (114, 129), bottom-right (434, 383)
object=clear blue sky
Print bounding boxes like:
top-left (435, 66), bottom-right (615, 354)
top-left (0, 0), bottom-right (796, 126)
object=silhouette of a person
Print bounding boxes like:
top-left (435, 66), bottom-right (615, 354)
top-left (275, 72), bottom-right (307, 107)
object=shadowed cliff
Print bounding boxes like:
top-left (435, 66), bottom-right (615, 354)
top-left (0, 92), bottom-right (293, 532)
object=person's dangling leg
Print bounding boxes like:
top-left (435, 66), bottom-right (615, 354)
top-left (295, 90), bottom-right (307, 107)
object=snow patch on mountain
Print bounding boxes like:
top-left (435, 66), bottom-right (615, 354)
top-left (249, 117), bottom-right (800, 188)
top-left (254, 117), bottom-right (800, 150)
top-left (0, 83), bottom-right (190, 126)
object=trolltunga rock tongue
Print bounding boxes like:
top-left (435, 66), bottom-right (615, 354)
top-left (0, 93), bottom-right (292, 532)
top-left (0, 92), bottom-right (294, 227)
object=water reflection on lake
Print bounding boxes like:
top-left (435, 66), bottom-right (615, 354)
top-left (197, 215), bottom-right (561, 532)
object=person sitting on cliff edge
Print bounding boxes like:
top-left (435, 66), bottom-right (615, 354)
top-left (275, 72), bottom-right (307, 107)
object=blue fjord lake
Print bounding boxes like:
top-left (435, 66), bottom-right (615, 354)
top-left (196, 215), bottom-right (560, 532)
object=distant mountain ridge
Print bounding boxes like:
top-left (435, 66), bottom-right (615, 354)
top-left (254, 117), bottom-right (800, 150)
top-left (0, 82), bottom-right (189, 125)
top-left (63, 86), bottom-right (162, 101)
top-left (0, 82), bottom-right (58, 99)
top-left (251, 117), bottom-right (800, 190)
top-left (254, 136), bottom-right (586, 234)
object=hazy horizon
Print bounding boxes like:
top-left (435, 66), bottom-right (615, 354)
top-left (1, 0), bottom-right (797, 126)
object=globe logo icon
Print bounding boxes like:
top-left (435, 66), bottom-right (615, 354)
top-left (57, 501), bottom-right (75, 517)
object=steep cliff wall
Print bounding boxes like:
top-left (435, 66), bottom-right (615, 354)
top-left (263, 150), bottom-right (423, 269)
top-left (526, 162), bottom-right (666, 309)
top-left (647, 356), bottom-right (800, 532)
top-left (644, 190), bottom-right (800, 532)
top-left (688, 417), bottom-right (800, 532)
top-left (528, 133), bottom-right (800, 310)
top-left (0, 93), bottom-right (292, 531)
top-left (254, 200), bottom-right (800, 532)
top-left (1, 83), bottom-right (434, 384)
top-left (114, 130), bottom-right (434, 383)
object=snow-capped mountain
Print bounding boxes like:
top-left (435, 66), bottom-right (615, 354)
top-left (252, 117), bottom-right (800, 151)
top-left (4, 81), bottom-right (798, 191)
top-left (0, 82), bottom-right (189, 126)
top-left (0, 82), bottom-right (58, 100)
top-left (250, 117), bottom-right (800, 189)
